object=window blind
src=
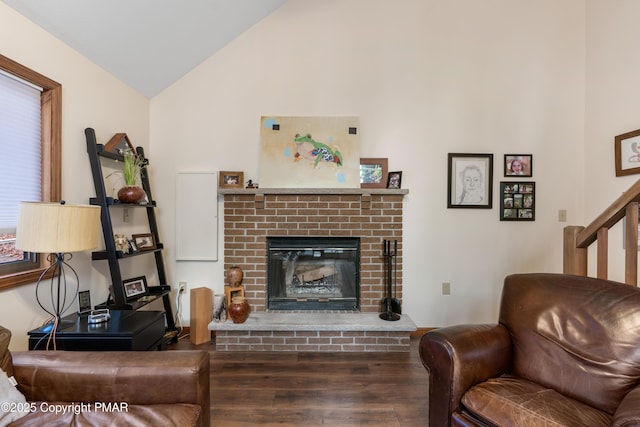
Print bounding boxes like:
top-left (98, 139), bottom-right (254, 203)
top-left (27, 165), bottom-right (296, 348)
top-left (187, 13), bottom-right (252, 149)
top-left (0, 72), bottom-right (42, 232)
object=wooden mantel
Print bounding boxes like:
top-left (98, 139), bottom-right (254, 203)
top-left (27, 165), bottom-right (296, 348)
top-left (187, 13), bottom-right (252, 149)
top-left (218, 187), bottom-right (409, 196)
top-left (218, 187), bottom-right (408, 210)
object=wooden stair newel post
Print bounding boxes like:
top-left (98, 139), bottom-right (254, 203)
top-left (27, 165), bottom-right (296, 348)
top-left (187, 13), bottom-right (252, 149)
top-left (625, 203), bottom-right (639, 285)
top-left (563, 226), bottom-right (587, 276)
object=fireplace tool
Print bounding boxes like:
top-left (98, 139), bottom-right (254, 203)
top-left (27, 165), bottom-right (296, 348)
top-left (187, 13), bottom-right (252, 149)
top-left (380, 239), bottom-right (401, 321)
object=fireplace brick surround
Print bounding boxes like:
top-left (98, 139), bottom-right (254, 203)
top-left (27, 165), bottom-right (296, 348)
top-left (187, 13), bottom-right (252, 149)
top-left (212, 188), bottom-right (413, 351)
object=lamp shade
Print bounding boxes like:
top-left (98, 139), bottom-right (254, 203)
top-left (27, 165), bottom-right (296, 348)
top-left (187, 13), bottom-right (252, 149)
top-left (16, 202), bottom-right (101, 253)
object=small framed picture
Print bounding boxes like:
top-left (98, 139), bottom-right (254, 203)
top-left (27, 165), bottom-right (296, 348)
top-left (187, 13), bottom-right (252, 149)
top-left (387, 171), bottom-right (402, 189)
top-left (77, 290), bottom-right (92, 315)
top-left (615, 129), bottom-right (640, 176)
top-left (359, 158), bottom-right (388, 188)
top-left (128, 238), bottom-right (138, 253)
top-left (219, 171), bottom-right (244, 188)
top-left (500, 181), bottom-right (535, 221)
top-left (123, 276), bottom-right (148, 301)
top-left (447, 153), bottom-right (493, 209)
top-left (132, 233), bottom-right (156, 251)
top-left (504, 154), bottom-right (532, 177)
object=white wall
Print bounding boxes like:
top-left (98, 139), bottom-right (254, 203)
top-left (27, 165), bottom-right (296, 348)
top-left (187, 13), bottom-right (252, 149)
top-left (0, 2), bottom-right (150, 350)
top-left (151, 0), bottom-right (586, 328)
top-left (584, 0), bottom-right (640, 283)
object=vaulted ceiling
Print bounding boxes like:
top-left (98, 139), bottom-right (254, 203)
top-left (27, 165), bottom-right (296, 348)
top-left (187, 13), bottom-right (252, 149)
top-left (2, 0), bottom-right (286, 98)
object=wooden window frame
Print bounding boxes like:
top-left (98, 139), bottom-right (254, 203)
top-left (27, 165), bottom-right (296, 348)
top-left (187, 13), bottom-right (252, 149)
top-left (0, 54), bottom-right (61, 290)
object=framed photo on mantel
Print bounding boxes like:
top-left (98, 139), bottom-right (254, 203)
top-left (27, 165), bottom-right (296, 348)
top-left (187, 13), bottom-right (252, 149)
top-left (360, 158), bottom-right (388, 188)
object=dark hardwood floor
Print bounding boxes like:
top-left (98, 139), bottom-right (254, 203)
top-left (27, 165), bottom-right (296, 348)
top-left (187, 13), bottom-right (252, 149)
top-left (169, 332), bottom-right (429, 426)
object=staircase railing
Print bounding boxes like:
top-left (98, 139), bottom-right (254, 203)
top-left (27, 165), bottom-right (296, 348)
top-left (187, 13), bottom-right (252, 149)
top-left (563, 179), bottom-right (640, 285)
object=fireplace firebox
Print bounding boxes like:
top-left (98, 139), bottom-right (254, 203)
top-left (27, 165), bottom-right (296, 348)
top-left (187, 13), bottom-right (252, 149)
top-left (267, 237), bottom-right (360, 311)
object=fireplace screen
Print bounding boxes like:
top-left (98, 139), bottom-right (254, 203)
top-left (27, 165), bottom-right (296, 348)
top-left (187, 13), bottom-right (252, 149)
top-left (267, 237), bottom-right (360, 310)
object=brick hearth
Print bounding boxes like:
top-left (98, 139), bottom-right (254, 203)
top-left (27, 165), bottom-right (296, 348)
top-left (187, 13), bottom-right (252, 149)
top-left (214, 188), bottom-right (412, 351)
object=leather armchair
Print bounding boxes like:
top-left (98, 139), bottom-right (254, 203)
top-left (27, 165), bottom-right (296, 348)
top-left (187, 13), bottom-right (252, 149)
top-left (420, 273), bottom-right (640, 427)
top-left (0, 326), bottom-right (210, 427)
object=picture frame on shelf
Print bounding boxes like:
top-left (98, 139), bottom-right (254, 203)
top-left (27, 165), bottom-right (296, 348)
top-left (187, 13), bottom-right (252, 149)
top-left (387, 171), bottom-right (402, 189)
top-left (123, 276), bottom-right (148, 302)
top-left (615, 129), bottom-right (640, 176)
top-left (500, 181), bottom-right (535, 221)
top-left (77, 290), bottom-right (92, 315)
top-left (504, 154), bottom-right (532, 177)
top-left (359, 158), bottom-right (388, 188)
top-left (447, 153), bottom-right (493, 209)
top-left (219, 171), bottom-right (244, 188)
top-left (104, 133), bottom-right (135, 155)
top-left (127, 238), bottom-right (138, 253)
top-left (132, 233), bottom-right (156, 251)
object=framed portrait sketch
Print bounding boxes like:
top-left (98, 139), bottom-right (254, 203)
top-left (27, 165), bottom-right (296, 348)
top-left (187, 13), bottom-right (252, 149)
top-left (447, 153), bottom-right (493, 209)
top-left (123, 276), bottom-right (148, 302)
top-left (615, 129), bottom-right (640, 176)
top-left (504, 154), bottom-right (532, 177)
top-left (359, 158), bottom-right (388, 188)
top-left (500, 182), bottom-right (535, 221)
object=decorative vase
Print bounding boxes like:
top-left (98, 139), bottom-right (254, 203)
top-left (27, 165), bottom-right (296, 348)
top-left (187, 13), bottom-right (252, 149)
top-left (228, 296), bottom-right (249, 323)
top-left (226, 266), bottom-right (244, 287)
top-left (117, 186), bottom-right (145, 203)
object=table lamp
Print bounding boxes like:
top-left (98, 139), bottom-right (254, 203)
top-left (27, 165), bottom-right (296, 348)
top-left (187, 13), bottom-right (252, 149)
top-left (16, 201), bottom-right (101, 332)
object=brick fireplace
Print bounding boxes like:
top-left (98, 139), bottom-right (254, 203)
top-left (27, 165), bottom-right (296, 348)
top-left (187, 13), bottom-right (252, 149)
top-left (213, 188), bottom-right (413, 351)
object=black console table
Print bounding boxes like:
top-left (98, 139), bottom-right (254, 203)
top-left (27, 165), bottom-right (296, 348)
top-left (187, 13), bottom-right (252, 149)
top-left (28, 310), bottom-right (166, 351)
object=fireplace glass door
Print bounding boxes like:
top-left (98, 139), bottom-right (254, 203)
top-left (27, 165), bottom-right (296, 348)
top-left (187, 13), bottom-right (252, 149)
top-left (267, 237), bottom-right (360, 310)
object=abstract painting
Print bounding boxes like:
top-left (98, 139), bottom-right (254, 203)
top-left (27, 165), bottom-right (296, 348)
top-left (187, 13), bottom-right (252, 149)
top-left (259, 116), bottom-right (361, 188)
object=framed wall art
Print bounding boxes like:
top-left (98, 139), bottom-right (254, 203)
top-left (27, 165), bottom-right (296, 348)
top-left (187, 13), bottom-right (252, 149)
top-left (615, 129), bottom-right (640, 176)
top-left (359, 158), bottom-right (388, 188)
top-left (500, 181), bottom-right (535, 221)
top-left (447, 153), bottom-right (493, 209)
top-left (219, 171), bottom-right (244, 188)
top-left (123, 276), bottom-right (148, 302)
top-left (504, 154), bottom-right (532, 177)
top-left (259, 116), bottom-right (361, 188)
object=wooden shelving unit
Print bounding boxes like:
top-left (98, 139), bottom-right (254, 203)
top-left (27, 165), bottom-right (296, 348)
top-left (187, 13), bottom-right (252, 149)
top-left (85, 128), bottom-right (177, 344)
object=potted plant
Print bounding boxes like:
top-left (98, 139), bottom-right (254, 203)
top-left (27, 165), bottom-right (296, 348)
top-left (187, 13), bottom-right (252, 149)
top-left (113, 149), bottom-right (146, 203)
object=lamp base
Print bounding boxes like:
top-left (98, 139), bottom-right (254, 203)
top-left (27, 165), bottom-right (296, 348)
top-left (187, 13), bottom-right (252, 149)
top-left (39, 317), bottom-right (75, 333)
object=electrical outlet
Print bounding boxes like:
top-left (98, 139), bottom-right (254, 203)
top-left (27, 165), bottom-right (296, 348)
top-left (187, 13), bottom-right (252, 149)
top-left (442, 282), bottom-right (451, 295)
top-left (179, 282), bottom-right (187, 293)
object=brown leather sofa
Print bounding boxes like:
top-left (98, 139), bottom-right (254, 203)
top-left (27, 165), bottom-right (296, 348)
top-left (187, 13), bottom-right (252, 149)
top-left (0, 325), bottom-right (210, 426)
top-left (419, 273), bottom-right (640, 427)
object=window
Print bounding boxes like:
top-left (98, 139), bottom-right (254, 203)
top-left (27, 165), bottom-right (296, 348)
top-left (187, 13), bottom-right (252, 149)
top-left (0, 54), bottom-right (61, 290)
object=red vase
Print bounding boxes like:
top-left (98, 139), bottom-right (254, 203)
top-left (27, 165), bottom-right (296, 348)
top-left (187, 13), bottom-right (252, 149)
top-left (228, 297), bottom-right (249, 323)
top-left (117, 186), bottom-right (145, 203)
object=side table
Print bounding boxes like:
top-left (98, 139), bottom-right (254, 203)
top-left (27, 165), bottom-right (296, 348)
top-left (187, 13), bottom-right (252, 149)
top-left (28, 310), bottom-right (166, 351)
